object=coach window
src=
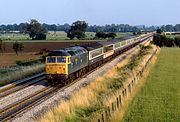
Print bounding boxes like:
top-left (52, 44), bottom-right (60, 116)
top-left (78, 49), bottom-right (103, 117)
top-left (115, 43), bottom-right (120, 48)
top-left (104, 45), bottom-right (113, 53)
top-left (121, 41), bottom-right (126, 46)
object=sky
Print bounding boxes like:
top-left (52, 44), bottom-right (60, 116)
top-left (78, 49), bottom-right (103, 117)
top-left (0, 0), bottom-right (180, 26)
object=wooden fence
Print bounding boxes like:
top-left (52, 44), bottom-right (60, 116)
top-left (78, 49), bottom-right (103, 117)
top-left (91, 48), bottom-right (158, 122)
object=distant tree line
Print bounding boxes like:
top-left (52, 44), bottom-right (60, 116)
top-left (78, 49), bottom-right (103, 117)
top-left (160, 24), bottom-right (180, 32)
top-left (153, 34), bottom-right (180, 47)
top-left (1, 23), bottom-right (180, 33)
top-left (0, 23), bottom-right (162, 33)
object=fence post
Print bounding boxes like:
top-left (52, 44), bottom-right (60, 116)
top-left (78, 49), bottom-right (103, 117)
top-left (98, 118), bottom-right (100, 122)
top-left (117, 97), bottom-right (119, 109)
top-left (112, 102), bottom-right (114, 112)
top-left (108, 106), bottom-right (110, 116)
top-left (105, 110), bottom-right (109, 120)
top-left (119, 95), bottom-right (122, 106)
top-left (102, 113), bottom-right (104, 122)
top-left (128, 84), bottom-right (131, 94)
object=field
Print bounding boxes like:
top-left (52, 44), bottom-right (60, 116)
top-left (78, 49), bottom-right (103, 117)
top-left (0, 53), bottom-right (40, 67)
top-left (123, 48), bottom-right (180, 122)
top-left (0, 32), bottom-right (132, 53)
top-left (0, 32), bottom-right (132, 42)
top-left (2, 41), bottom-right (96, 53)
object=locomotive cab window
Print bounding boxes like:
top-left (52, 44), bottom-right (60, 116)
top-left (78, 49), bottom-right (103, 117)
top-left (57, 57), bottom-right (66, 63)
top-left (47, 57), bottom-right (56, 63)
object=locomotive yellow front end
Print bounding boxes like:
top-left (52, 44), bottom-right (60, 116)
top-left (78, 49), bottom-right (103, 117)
top-left (45, 50), bottom-right (71, 84)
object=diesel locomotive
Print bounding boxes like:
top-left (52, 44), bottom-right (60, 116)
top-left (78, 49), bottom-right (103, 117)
top-left (45, 33), bottom-right (153, 84)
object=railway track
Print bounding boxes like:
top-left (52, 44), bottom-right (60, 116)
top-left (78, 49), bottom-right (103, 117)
top-left (0, 74), bottom-right (92, 122)
top-left (0, 37), bottom-right (152, 122)
top-left (0, 72), bottom-right (46, 99)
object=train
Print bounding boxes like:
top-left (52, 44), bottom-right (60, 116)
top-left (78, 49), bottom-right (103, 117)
top-left (45, 33), bottom-right (153, 85)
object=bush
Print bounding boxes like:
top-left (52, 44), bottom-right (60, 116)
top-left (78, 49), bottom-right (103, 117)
top-left (174, 36), bottom-right (180, 47)
top-left (16, 59), bottom-right (42, 66)
top-left (95, 32), bottom-right (117, 39)
top-left (153, 34), bottom-right (180, 47)
top-left (13, 41), bottom-right (24, 55)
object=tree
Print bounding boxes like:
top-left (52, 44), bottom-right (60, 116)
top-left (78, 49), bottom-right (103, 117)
top-left (95, 32), bottom-right (107, 39)
top-left (174, 36), bottom-right (180, 47)
top-left (23, 19), bottom-right (47, 40)
top-left (106, 32), bottom-right (117, 39)
top-left (67, 21), bottom-right (88, 40)
top-left (165, 25), bottom-right (174, 32)
top-left (0, 38), bottom-right (3, 53)
top-left (156, 29), bottom-right (162, 34)
top-left (174, 24), bottom-right (180, 32)
top-left (13, 41), bottom-right (24, 55)
top-left (137, 31), bottom-right (142, 35)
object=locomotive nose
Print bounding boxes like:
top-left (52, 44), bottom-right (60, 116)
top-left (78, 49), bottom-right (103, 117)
top-left (46, 64), bottom-right (66, 74)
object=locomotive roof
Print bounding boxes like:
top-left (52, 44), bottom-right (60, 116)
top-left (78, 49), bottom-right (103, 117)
top-left (47, 50), bottom-right (71, 56)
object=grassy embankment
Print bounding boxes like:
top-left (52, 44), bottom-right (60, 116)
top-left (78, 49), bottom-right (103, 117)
top-left (0, 54), bottom-right (44, 87)
top-left (40, 44), bottom-right (153, 122)
top-left (122, 48), bottom-right (180, 122)
top-left (0, 32), bottom-right (132, 42)
top-left (0, 64), bottom-right (44, 87)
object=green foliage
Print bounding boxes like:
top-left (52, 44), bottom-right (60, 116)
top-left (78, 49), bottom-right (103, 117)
top-left (67, 21), bottom-right (88, 40)
top-left (65, 102), bottom-right (104, 122)
top-left (0, 32), bottom-right (131, 42)
top-left (0, 64), bottom-right (44, 87)
top-left (123, 48), bottom-right (180, 122)
top-left (108, 77), bottom-right (125, 91)
top-left (23, 19), bottom-right (47, 40)
top-left (95, 32), bottom-right (117, 39)
top-left (95, 32), bottom-right (107, 39)
top-left (16, 59), bottom-right (42, 66)
top-left (12, 41), bottom-right (24, 55)
top-left (0, 38), bottom-right (6, 53)
top-left (156, 29), bottom-right (162, 34)
top-left (153, 34), bottom-right (180, 47)
top-left (0, 38), bottom-right (3, 53)
top-left (174, 36), bottom-right (180, 47)
top-left (108, 45), bottom-right (151, 92)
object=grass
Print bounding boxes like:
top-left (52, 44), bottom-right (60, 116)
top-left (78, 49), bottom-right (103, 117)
top-left (40, 45), bottom-right (152, 122)
top-left (0, 32), bottom-right (132, 42)
top-left (123, 48), bottom-right (180, 122)
top-left (0, 63), bottom-right (44, 87)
